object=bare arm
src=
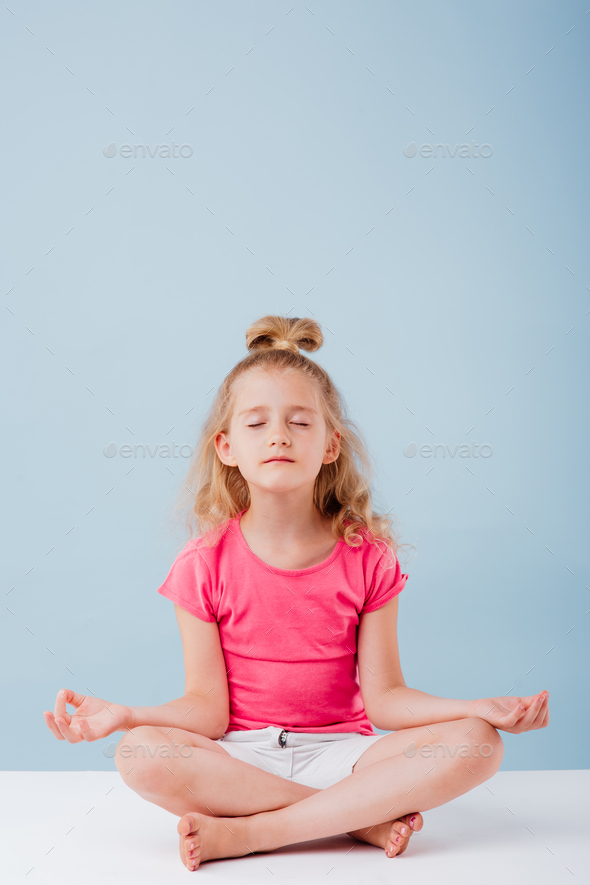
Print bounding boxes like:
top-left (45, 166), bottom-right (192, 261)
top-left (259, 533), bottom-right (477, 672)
top-left (367, 685), bottom-right (474, 731)
top-left (358, 595), bottom-right (473, 731)
top-left (128, 692), bottom-right (225, 738)
top-left (358, 595), bottom-right (550, 734)
top-left (129, 604), bottom-right (230, 738)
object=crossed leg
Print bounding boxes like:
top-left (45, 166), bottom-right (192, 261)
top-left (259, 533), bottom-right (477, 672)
top-left (115, 725), bottom-right (324, 818)
top-left (115, 724), bottom-right (421, 861)
top-left (115, 716), bottom-right (503, 870)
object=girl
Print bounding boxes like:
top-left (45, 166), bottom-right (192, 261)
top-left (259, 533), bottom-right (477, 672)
top-left (43, 315), bottom-right (549, 872)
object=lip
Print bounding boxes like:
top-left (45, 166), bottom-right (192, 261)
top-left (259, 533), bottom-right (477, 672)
top-left (264, 458), bottom-right (294, 463)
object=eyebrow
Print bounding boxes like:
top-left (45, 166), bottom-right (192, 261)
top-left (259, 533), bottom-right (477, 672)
top-left (238, 405), bottom-right (318, 416)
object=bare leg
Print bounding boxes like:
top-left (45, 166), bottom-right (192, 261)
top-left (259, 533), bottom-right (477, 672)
top-left (177, 717), bottom-right (503, 869)
top-left (115, 723), bottom-right (422, 863)
top-left (114, 724), bottom-right (321, 817)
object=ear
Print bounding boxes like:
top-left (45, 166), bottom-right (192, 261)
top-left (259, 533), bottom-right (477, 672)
top-left (215, 431), bottom-right (238, 467)
top-left (323, 429), bottom-right (341, 464)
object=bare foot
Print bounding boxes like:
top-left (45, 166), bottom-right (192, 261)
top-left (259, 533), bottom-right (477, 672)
top-left (348, 811), bottom-right (423, 857)
top-left (178, 811), bottom-right (256, 871)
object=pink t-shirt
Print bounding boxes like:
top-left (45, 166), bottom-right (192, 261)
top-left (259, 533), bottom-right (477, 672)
top-left (157, 509), bottom-right (408, 735)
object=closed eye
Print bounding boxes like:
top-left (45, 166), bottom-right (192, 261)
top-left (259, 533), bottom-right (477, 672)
top-left (247, 422), bottom-right (308, 427)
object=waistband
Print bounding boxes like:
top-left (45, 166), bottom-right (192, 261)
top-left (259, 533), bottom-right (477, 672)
top-left (221, 726), bottom-right (364, 747)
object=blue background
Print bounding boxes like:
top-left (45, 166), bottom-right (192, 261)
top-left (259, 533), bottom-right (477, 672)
top-left (1, 0), bottom-right (588, 771)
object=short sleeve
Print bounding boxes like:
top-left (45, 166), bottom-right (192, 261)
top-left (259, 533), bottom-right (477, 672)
top-left (156, 544), bottom-right (216, 623)
top-left (361, 545), bottom-right (408, 614)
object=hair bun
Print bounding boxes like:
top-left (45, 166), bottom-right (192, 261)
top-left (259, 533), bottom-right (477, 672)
top-left (246, 315), bottom-right (323, 355)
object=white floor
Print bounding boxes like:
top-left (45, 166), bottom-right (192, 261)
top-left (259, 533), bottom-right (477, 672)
top-left (1, 770), bottom-right (587, 884)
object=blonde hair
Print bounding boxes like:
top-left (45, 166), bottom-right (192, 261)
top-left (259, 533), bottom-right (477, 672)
top-left (169, 315), bottom-right (411, 560)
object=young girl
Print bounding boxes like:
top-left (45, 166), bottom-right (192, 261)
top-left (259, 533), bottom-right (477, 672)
top-left (43, 315), bottom-right (549, 872)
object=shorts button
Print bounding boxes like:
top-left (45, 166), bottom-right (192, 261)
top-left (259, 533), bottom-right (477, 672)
top-left (278, 729), bottom-right (287, 748)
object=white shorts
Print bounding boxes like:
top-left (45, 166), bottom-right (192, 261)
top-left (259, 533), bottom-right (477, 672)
top-left (215, 725), bottom-right (387, 790)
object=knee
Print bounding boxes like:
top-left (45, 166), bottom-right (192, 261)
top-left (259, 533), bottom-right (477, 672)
top-left (114, 726), bottom-right (170, 792)
top-left (460, 717), bottom-right (504, 778)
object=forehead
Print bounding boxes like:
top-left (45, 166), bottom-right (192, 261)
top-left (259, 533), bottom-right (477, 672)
top-left (233, 370), bottom-right (319, 412)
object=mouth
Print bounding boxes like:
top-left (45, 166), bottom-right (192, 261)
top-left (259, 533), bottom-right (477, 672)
top-left (264, 458), bottom-right (294, 463)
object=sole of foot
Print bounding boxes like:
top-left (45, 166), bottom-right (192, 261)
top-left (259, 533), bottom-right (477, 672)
top-left (178, 811), bottom-right (255, 871)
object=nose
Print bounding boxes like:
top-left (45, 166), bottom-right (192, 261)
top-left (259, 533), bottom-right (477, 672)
top-left (267, 422), bottom-right (291, 448)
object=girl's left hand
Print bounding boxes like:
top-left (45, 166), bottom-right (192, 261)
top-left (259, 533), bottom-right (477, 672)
top-left (469, 691), bottom-right (550, 734)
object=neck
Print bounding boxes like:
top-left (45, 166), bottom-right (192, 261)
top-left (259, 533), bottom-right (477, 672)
top-left (240, 494), bottom-right (332, 544)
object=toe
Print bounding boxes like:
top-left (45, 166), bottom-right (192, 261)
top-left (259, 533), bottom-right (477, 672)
top-left (178, 813), bottom-right (203, 870)
top-left (387, 827), bottom-right (404, 853)
top-left (185, 845), bottom-right (201, 871)
top-left (385, 816), bottom-right (416, 858)
top-left (386, 840), bottom-right (400, 858)
top-left (400, 811), bottom-right (423, 833)
top-left (389, 820), bottom-right (409, 840)
top-left (185, 836), bottom-right (201, 861)
top-left (177, 812), bottom-right (200, 837)
top-left (409, 811), bottom-right (424, 833)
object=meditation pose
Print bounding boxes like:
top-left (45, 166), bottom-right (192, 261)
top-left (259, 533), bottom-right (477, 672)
top-left (44, 314), bottom-right (549, 871)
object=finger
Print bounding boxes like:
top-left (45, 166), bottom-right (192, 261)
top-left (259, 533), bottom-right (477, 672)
top-left (43, 711), bottom-right (65, 741)
top-left (513, 697), bottom-right (541, 731)
top-left (489, 699), bottom-right (521, 728)
top-left (63, 688), bottom-right (87, 708)
top-left (53, 716), bottom-right (71, 740)
top-left (54, 690), bottom-right (71, 725)
top-left (78, 719), bottom-right (97, 742)
top-left (502, 699), bottom-right (526, 726)
top-left (55, 688), bottom-right (87, 720)
top-left (533, 707), bottom-right (548, 730)
top-left (531, 694), bottom-right (549, 728)
top-left (54, 716), bottom-right (82, 743)
top-left (516, 693), bottom-right (546, 731)
top-left (530, 692), bottom-right (549, 722)
top-left (532, 696), bottom-right (550, 729)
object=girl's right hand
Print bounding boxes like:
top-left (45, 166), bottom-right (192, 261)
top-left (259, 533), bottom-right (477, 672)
top-left (43, 689), bottom-right (132, 743)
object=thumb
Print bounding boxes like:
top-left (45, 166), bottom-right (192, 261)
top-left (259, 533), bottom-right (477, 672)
top-left (62, 688), bottom-right (87, 708)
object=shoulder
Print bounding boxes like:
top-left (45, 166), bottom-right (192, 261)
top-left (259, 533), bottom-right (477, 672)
top-left (342, 525), bottom-right (398, 570)
top-left (169, 517), bottom-right (236, 569)
top-left (344, 528), bottom-right (407, 612)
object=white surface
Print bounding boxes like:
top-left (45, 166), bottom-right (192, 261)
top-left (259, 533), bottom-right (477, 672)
top-left (1, 769), bottom-right (588, 883)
